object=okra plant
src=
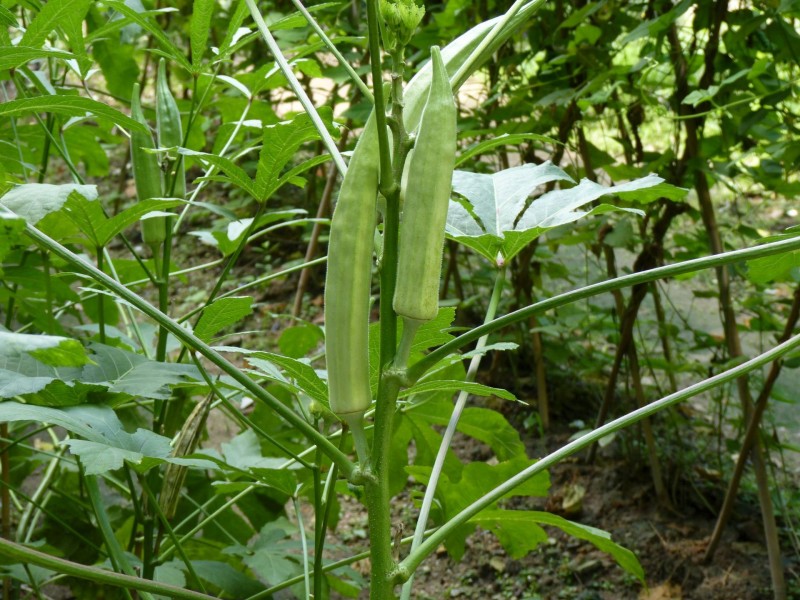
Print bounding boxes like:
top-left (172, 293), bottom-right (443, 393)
top-left (0, 0), bottom-right (797, 599)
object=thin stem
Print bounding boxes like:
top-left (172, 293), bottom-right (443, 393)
top-left (244, 0), bottom-right (346, 174)
top-left (408, 235), bottom-right (800, 382)
top-left (398, 327), bottom-right (800, 578)
top-left (289, 0), bottom-right (373, 101)
top-left (0, 537), bottom-right (220, 600)
top-left (293, 496), bottom-right (312, 599)
top-left (365, 0), bottom-right (395, 197)
top-left (9, 216), bottom-right (356, 479)
top-left (400, 266), bottom-right (506, 600)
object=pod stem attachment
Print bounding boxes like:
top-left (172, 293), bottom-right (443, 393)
top-left (394, 317), bottom-right (421, 372)
top-left (344, 412), bottom-right (371, 467)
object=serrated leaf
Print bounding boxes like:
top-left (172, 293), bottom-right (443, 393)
top-left (471, 510), bottom-right (644, 582)
top-left (613, 182), bottom-right (688, 204)
top-left (0, 47), bottom-right (74, 71)
top-left (247, 352), bottom-right (328, 405)
top-left (411, 400), bottom-right (526, 460)
top-left (0, 96), bottom-right (146, 134)
top-left (747, 251), bottom-right (800, 284)
top-left (400, 380), bottom-right (516, 402)
top-left (103, 0), bottom-right (191, 72)
top-left (191, 0), bottom-right (215, 69)
top-left (194, 297), bottom-right (253, 343)
top-left (0, 331), bottom-right (90, 367)
top-left (1, 184), bottom-right (98, 224)
top-left (20, 0), bottom-right (86, 48)
top-left (179, 148), bottom-right (258, 198)
top-left (255, 109), bottom-right (337, 201)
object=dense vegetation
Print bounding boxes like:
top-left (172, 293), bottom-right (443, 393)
top-left (0, 0), bottom-right (799, 598)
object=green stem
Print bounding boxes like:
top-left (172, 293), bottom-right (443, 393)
top-left (398, 326), bottom-right (800, 579)
top-left (365, 0), bottom-right (395, 197)
top-left (408, 235), bottom-right (800, 382)
top-left (9, 217), bottom-right (356, 479)
top-left (84, 473), bottom-right (145, 600)
top-left (364, 375), bottom-right (403, 599)
top-left (0, 537), bottom-right (220, 600)
top-left (400, 265), bottom-right (506, 600)
top-left (244, 0), bottom-right (347, 174)
top-left (96, 248), bottom-right (106, 344)
top-left (289, 0), bottom-right (373, 101)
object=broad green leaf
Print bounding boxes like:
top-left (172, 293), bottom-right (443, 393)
top-left (228, 519), bottom-right (302, 586)
top-left (220, 430), bottom-right (292, 471)
top-left (449, 164), bottom-right (659, 262)
top-left (191, 0), bottom-right (215, 69)
top-left (1, 183), bottom-right (98, 224)
top-left (410, 400), bottom-right (526, 461)
top-left (614, 182), bottom-right (688, 204)
top-left (0, 47), bottom-right (74, 71)
top-left (407, 457), bottom-right (550, 561)
top-left (277, 323), bottom-right (324, 359)
top-left (0, 331), bottom-right (90, 367)
top-left (747, 250), bottom-right (800, 284)
top-left (191, 561), bottom-right (265, 597)
top-left (0, 402), bottom-right (214, 474)
top-left (194, 297), bottom-right (253, 343)
top-left (400, 380), bottom-right (516, 402)
top-left (84, 344), bottom-right (202, 400)
top-left (0, 96), bottom-right (146, 134)
top-left (0, 215), bottom-right (25, 271)
top-left (471, 510), bottom-right (644, 582)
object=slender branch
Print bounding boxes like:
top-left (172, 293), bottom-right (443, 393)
top-left (244, 0), bottom-right (347, 174)
top-left (398, 327), bottom-right (800, 578)
top-left (407, 235), bottom-right (800, 382)
top-left (0, 537), bottom-right (220, 600)
top-left (7, 214), bottom-right (356, 479)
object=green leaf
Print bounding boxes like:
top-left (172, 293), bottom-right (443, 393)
top-left (0, 403), bottom-right (215, 474)
top-left (456, 132), bottom-right (561, 167)
top-left (0, 47), bottom-right (74, 71)
top-left (191, 0), bottom-right (216, 69)
top-left (229, 519), bottom-right (302, 586)
top-left (220, 429), bottom-right (291, 471)
top-left (449, 165), bottom-right (659, 262)
top-left (410, 400), bottom-right (526, 461)
top-left (0, 331), bottom-right (91, 367)
top-left (255, 109), bottom-right (337, 201)
top-left (194, 297), bottom-right (253, 343)
top-left (190, 561), bottom-right (265, 597)
top-left (0, 96), bottom-right (146, 134)
top-left (20, 0), bottom-right (87, 48)
top-left (400, 380), bottom-right (516, 401)
top-left (471, 510), bottom-right (644, 582)
top-left (246, 352), bottom-right (328, 405)
top-left (99, 198), bottom-right (184, 246)
top-left (0, 215), bottom-right (26, 271)
top-left (178, 149), bottom-right (258, 198)
top-left (0, 6), bottom-right (19, 28)
top-left (277, 322), bottom-right (324, 358)
top-left (614, 182), bottom-right (688, 204)
top-left (747, 250), bottom-right (800, 284)
top-left (1, 184), bottom-right (98, 224)
top-left (103, 0), bottom-right (192, 72)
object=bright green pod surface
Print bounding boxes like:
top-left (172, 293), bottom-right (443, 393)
top-left (130, 83), bottom-right (166, 246)
top-left (156, 58), bottom-right (186, 200)
top-left (393, 46), bottom-right (457, 322)
top-left (324, 115), bottom-right (380, 418)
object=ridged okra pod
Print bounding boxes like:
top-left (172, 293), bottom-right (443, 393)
top-left (324, 114), bottom-right (380, 420)
top-left (156, 58), bottom-right (185, 200)
top-left (393, 46), bottom-right (457, 323)
top-left (130, 83), bottom-right (166, 247)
